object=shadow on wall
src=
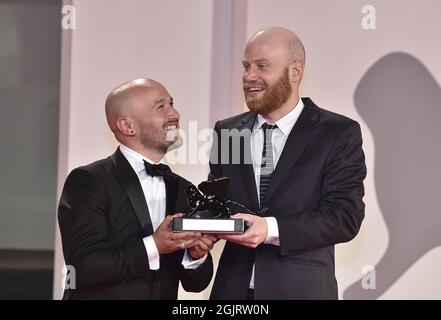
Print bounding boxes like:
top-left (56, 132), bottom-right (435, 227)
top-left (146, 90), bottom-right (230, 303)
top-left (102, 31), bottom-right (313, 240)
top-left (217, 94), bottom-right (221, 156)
top-left (343, 52), bottom-right (441, 299)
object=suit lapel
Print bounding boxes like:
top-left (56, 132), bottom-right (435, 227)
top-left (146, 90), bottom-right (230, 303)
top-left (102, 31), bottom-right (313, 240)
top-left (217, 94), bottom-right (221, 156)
top-left (238, 113), bottom-right (260, 212)
top-left (111, 148), bottom-right (154, 236)
top-left (165, 177), bottom-right (179, 216)
top-left (262, 98), bottom-right (320, 207)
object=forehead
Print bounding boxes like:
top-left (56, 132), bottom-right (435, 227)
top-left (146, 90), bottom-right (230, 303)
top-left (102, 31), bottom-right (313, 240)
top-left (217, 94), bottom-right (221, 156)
top-left (123, 84), bottom-right (170, 114)
top-left (135, 84), bottom-right (171, 103)
top-left (243, 36), bottom-right (288, 63)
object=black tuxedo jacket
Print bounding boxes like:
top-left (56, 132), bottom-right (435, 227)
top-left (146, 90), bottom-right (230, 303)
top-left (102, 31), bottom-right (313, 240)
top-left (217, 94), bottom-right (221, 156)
top-left (209, 98), bottom-right (366, 300)
top-left (58, 148), bottom-right (213, 299)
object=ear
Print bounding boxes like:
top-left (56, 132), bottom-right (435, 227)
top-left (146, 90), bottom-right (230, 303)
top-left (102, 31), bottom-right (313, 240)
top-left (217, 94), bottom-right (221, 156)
top-left (290, 61), bottom-right (304, 83)
top-left (116, 117), bottom-right (136, 136)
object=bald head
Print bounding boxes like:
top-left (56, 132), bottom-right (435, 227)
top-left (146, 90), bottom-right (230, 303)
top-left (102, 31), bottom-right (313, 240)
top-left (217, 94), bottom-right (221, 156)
top-left (248, 26), bottom-right (305, 64)
top-left (105, 78), bottom-right (159, 133)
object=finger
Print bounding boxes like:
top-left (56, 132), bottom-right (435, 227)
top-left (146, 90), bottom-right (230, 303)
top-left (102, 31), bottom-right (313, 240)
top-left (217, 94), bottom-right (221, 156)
top-left (217, 233), bottom-right (245, 241)
top-left (172, 213), bottom-right (186, 218)
top-left (193, 239), bottom-right (209, 251)
top-left (159, 215), bottom-right (174, 230)
top-left (177, 241), bottom-right (186, 250)
top-left (155, 227), bottom-right (173, 243)
top-left (198, 237), bottom-right (215, 248)
top-left (220, 230), bottom-right (256, 242)
top-left (181, 239), bottom-right (199, 250)
top-left (231, 213), bottom-right (255, 223)
top-left (162, 213), bottom-right (185, 230)
top-left (189, 247), bottom-right (204, 259)
top-left (177, 240), bottom-right (189, 250)
top-left (231, 213), bottom-right (248, 219)
top-left (173, 231), bottom-right (201, 241)
top-left (194, 242), bottom-right (210, 253)
top-left (195, 240), bottom-right (211, 252)
top-left (201, 234), bottom-right (218, 242)
top-left (199, 239), bottom-right (214, 250)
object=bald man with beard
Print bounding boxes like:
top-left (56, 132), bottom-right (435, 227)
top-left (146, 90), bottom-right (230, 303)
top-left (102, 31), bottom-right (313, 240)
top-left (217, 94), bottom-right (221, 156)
top-left (209, 27), bottom-right (366, 300)
top-left (58, 79), bottom-right (214, 299)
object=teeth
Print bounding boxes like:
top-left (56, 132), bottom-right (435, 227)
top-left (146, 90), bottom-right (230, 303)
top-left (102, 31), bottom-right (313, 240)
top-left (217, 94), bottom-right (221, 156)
top-left (249, 87), bottom-right (264, 92)
top-left (165, 127), bottom-right (179, 141)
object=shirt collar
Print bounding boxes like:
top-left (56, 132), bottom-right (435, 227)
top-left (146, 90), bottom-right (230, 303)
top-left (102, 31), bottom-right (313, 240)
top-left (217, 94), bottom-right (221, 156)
top-left (254, 98), bottom-right (305, 135)
top-left (119, 144), bottom-right (163, 175)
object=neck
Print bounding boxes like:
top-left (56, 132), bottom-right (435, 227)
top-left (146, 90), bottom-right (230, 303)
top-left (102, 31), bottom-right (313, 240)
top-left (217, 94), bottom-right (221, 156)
top-left (122, 141), bottom-right (164, 163)
top-left (262, 94), bottom-right (300, 124)
top-left (141, 149), bottom-right (164, 164)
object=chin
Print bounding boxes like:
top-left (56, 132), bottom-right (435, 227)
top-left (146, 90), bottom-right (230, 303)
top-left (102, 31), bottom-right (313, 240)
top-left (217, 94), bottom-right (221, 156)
top-left (246, 102), bottom-right (264, 114)
top-left (166, 136), bottom-right (183, 152)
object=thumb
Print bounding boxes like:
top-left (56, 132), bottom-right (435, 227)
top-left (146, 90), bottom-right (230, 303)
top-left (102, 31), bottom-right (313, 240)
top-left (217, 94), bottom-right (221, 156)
top-left (231, 213), bottom-right (256, 226)
top-left (159, 215), bottom-right (174, 229)
top-left (231, 213), bottom-right (249, 220)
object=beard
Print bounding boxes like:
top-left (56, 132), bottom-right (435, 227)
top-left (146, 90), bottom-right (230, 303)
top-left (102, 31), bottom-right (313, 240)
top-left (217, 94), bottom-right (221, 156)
top-left (165, 132), bottom-right (183, 153)
top-left (244, 67), bottom-right (292, 115)
top-left (139, 122), bottom-right (182, 155)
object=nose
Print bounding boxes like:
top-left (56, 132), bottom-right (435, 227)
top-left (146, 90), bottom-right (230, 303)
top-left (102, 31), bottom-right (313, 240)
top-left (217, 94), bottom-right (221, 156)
top-left (169, 106), bottom-right (180, 121)
top-left (243, 67), bottom-right (259, 83)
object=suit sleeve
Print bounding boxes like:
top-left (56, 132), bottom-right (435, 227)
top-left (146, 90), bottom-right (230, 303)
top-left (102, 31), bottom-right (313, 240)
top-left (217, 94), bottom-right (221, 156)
top-left (58, 168), bottom-right (150, 289)
top-left (278, 121), bottom-right (367, 254)
top-left (180, 253), bottom-right (214, 292)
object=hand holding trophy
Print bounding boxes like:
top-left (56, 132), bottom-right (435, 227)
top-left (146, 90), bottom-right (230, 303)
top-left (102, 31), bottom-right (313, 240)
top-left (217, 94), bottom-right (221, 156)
top-left (172, 177), bottom-right (267, 233)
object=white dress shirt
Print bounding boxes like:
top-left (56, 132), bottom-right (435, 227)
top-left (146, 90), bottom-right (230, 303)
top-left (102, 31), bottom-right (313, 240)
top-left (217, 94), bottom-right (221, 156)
top-left (248, 98), bottom-right (305, 288)
top-left (119, 144), bottom-right (206, 270)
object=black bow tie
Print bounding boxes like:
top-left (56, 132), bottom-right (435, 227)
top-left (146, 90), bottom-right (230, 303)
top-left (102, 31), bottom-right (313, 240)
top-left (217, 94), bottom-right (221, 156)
top-left (143, 160), bottom-right (177, 181)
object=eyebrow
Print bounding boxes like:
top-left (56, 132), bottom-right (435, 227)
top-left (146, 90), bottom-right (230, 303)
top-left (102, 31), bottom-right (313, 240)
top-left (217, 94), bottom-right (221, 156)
top-left (255, 59), bottom-right (270, 64)
top-left (242, 59), bottom-right (270, 65)
top-left (153, 97), bottom-right (173, 106)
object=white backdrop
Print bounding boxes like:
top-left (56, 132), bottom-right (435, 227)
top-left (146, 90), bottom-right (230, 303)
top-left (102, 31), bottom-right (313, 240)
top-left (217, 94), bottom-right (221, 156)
top-left (54, 0), bottom-right (441, 299)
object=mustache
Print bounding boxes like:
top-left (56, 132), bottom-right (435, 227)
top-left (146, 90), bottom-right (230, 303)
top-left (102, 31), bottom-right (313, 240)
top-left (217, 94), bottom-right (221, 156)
top-left (243, 83), bottom-right (266, 89)
top-left (164, 121), bottom-right (179, 128)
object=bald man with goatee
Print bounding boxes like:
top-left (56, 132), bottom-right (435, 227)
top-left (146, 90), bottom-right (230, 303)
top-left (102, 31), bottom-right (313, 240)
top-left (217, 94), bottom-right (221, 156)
top-left (58, 79), bottom-right (214, 299)
top-left (209, 27), bottom-right (366, 300)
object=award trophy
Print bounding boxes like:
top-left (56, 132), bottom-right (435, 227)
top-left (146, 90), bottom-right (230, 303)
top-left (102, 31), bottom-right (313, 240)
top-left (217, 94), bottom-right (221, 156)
top-left (172, 177), bottom-right (267, 233)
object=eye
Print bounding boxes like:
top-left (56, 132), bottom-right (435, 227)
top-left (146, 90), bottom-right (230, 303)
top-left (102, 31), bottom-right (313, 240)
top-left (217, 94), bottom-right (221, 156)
top-left (257, 63), bottom-right (266, 69)
top-left (156, 104), bottom-right (164, 109)
top-left (242, 63), bottom-right (250, 71)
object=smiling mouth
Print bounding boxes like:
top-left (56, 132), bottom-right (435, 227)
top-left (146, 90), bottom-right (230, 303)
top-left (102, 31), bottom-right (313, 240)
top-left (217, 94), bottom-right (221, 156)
top-left (245, 86), bottom-right (265, 98)
top-left (165, 124), bottom-right (180, 142)
top-left (244, 83), bottom-right (265, 95)
top-left (164, 124), bottom-right (179, 130)
top-left (247, 87), bottom-right (265, 93)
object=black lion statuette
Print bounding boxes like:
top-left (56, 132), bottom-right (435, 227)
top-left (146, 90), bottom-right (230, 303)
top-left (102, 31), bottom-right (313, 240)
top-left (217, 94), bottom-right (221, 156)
top-left (186, 177), bottom-right (267, 218)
